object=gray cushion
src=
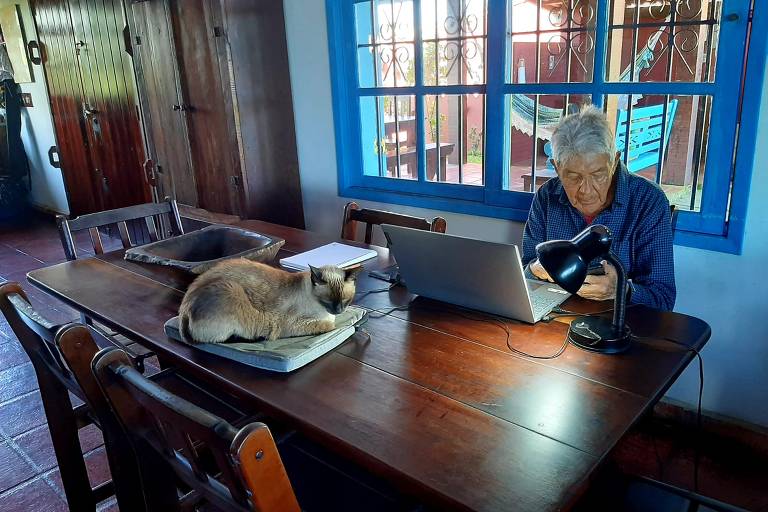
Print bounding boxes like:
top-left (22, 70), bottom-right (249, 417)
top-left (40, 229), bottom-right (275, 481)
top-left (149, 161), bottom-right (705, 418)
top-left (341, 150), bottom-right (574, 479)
top-left (164, 307), bottom-right (368, 372)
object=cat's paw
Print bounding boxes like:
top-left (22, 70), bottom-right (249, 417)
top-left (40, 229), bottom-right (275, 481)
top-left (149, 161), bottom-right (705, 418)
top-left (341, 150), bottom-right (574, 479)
top-left (318, 318), bottom-right (336, 333)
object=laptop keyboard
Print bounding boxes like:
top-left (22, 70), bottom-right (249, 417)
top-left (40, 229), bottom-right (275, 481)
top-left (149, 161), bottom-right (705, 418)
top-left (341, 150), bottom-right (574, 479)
top-left (530, 291), bottom-right (563, 317)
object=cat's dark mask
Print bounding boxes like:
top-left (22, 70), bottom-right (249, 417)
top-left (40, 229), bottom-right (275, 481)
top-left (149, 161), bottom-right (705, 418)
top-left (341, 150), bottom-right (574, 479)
top-left (309, 264), bottom-right (363, 285)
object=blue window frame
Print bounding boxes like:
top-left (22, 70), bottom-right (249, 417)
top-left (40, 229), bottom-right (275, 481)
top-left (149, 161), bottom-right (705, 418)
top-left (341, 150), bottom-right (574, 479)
top-left (328, 0), bottom-right (765, 253)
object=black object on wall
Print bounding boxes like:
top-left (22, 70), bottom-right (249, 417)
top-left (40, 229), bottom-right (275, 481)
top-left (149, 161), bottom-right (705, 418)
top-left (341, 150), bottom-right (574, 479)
top-left (0, 79), bottom-right (30, 219)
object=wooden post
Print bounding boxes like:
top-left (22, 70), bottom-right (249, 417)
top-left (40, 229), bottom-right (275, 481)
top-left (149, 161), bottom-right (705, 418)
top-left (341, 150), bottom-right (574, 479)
top-left (605, 0), bottom-right (626, 130)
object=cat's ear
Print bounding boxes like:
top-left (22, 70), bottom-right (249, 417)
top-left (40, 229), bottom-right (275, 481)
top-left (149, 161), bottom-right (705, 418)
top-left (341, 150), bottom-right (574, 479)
top-left (344, 264), bottom-right (364, 281)
top-left (309, 265), bottom-right (325, 285)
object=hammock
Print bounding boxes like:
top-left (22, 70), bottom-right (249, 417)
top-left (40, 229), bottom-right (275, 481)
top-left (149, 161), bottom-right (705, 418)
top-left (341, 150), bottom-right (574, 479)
top-left (511, 41), bottom-right (657, 140)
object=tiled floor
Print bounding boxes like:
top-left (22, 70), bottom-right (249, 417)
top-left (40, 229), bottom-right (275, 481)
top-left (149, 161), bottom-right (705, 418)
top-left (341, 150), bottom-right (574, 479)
top-left (1, 210), bottom-right (767, 511)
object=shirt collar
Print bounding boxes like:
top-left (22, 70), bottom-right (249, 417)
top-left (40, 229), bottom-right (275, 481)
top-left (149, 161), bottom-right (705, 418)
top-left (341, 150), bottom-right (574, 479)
top-left (553, 160), bottom-right (630, 210)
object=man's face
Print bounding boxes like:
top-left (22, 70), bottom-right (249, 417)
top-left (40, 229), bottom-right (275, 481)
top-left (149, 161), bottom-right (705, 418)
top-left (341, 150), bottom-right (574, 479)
top-left (554, 151), bottom-right (619, 218)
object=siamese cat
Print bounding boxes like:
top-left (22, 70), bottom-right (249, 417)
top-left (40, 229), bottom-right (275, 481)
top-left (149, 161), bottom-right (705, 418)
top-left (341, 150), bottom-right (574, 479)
top-left (178, 258), bottom-right (363, 344)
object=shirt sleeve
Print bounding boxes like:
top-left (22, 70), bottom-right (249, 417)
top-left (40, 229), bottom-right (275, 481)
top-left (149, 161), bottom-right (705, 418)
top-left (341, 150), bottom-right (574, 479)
top-left (522, 189), bottom-right (547, 267)
top-left (628, 191), bottom-right (676, 311)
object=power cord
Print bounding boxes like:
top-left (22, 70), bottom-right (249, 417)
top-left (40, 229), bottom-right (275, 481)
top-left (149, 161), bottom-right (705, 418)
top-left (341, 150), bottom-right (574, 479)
top-left (386, 300), bottom-right (570, 360)
top-left (354, 283), bottom-right (398, 301)
top-left (630, 330), bottom-right (704, 493)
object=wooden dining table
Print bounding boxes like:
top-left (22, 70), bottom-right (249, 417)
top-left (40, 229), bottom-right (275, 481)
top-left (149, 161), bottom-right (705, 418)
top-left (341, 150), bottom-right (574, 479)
top-left (26, 219), bottom-right (710, 512)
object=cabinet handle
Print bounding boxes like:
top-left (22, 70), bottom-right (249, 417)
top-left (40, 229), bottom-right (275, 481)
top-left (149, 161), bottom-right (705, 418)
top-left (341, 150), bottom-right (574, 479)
top-left (27, 41), bottom-right (42, 65)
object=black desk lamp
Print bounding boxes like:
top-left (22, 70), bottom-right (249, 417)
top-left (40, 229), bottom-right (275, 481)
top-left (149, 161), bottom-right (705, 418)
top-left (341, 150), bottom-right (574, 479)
top-left (535, 225), bottom-right (631, 354)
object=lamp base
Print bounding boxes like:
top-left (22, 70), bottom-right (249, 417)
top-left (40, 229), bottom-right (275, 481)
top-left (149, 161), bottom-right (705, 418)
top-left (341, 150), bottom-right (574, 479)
top-left (567, 316), bottom-right (631, 354)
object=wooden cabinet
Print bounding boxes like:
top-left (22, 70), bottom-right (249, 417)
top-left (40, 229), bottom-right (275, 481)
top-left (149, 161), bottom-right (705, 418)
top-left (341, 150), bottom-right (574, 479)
top-left (33, 0), bottom-right (151, 216)
top-left (129, 0), bottom-right (305, 228)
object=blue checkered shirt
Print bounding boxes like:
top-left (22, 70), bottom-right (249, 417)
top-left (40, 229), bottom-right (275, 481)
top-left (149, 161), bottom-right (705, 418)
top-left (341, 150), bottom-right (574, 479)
top-left (522, 162), bottom-right (676, 311)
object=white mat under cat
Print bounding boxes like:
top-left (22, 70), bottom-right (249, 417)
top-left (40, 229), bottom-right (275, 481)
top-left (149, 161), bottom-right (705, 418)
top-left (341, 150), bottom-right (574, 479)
top-left (164, 306), bottom-right (368, 372)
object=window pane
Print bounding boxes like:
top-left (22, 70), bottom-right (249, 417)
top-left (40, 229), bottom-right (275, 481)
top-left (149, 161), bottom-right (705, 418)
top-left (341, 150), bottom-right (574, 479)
top-left (356, 0), bottom-right (416, 87)
top-left (422, 0), bottom-right (487, 85)
top-left (606, 0), bottom-right (721, 83)
top-left (508, 0), bottom-right (597, 84)
top-left (507, 94), bottom-right (590, 192)
top-left (424, 94), bottom-right (484, 185)
top-left (604, 94), bottom-right (711, 212)
top-left (360, 95), bottom-right (419, 179)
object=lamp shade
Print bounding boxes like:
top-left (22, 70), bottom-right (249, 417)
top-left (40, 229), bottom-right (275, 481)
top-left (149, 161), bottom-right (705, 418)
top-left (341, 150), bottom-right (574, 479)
top-left (535, 225), bottom-right (612, 294)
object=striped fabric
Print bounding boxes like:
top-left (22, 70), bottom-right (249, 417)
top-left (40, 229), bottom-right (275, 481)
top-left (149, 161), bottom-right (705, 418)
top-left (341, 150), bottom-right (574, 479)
top-left (522, 162), bottom-right (676, 311)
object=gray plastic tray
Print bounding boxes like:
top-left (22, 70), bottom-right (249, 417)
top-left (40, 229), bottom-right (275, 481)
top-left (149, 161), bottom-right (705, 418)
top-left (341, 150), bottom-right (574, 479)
top-left (124, 225), bottom-right (285, 274)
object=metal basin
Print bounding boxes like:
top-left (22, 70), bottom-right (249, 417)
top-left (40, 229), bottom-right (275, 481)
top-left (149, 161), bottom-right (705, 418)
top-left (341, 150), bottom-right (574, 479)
top-left (124, 225), bottom-right (285, 274)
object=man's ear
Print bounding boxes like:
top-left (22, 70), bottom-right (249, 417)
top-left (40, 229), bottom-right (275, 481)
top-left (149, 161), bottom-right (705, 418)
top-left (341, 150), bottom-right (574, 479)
top-left (309, 265), bottom-right (325, 285)
top-left (344, 264), bottom-right (364, 281)
top-left (614, 150), bottom-right (621, 168)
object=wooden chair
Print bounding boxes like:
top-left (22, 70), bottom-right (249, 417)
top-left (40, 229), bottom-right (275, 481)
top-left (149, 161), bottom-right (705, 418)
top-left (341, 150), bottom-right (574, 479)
top-left (56, 197), bottom-right (184, 261)
top-left (55, 199), bottom-right (183, 369)
top-left (341, 201), bottom-right (447, 244)
top-left (670, 204), bottom-right (679, 230)
top-left (91, 346), bottom-right (301, 512)
top-left (0, 282), bottom-right (120, 512)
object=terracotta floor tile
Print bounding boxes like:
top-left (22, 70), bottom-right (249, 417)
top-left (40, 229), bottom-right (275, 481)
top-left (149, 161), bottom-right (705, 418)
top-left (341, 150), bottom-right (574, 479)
top-left (0, 342), bottom-right (30, 372)
top-left (0, 363), bottom-right (39, 403)
top-left (48, 446), bottom-right (113, 496)
top-left (14, 422), bottom-right (104, 474)
top-left (0, 476), bottom-right (67, 512)
top-left (84, 446), bottom-right (112, 487)
top-left (0, 252), bottom-right (46, 279)
top-left (0, 442), bottom-right (37, 493)
top-left (0, 391), bottom-right (47, 437)
top-left (0, 319), bottom-right (12, 341)
top-left (13, 425), bottom-right (57, 472)
top-left (11, 239), bottom-right (68, 265)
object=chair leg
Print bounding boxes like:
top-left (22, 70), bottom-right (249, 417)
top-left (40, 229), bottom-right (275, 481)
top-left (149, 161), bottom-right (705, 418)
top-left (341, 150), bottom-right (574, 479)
top-left (35, 365), bottom-right (96, 512)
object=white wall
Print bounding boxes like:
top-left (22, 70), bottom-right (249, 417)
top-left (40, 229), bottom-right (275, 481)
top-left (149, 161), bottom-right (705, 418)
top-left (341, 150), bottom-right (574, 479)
top-left (3, 0), bottom-right (69, 214)
top-left (284, 0), bottom-right (768, 427)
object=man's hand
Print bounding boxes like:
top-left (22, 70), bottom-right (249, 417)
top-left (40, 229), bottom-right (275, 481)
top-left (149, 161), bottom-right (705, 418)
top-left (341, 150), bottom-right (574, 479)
top-left (577, 260), bottom-right (617, 301)
top-left (529, 259), bottom-right (554, 282)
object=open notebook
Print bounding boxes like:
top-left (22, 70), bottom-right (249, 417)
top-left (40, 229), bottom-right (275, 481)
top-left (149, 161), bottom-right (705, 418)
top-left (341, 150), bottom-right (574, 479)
top-left (279, 242), bottom-right (377, 271)
top-left (164, 307), bottom-right (368, 372)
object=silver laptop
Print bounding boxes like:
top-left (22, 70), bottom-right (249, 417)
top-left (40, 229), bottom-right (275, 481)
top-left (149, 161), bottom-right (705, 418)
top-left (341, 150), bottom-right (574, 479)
top-left (382, 224), bottom-right (570, 323)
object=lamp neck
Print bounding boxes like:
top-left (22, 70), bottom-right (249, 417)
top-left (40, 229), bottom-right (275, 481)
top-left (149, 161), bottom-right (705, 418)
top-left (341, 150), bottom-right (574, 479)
top-left (605, 251), bottom-right (627, 332)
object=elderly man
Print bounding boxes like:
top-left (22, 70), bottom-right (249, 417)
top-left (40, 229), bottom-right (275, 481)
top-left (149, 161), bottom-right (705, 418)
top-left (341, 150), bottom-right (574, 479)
top-left (522, 105), bottom-right (675, 311)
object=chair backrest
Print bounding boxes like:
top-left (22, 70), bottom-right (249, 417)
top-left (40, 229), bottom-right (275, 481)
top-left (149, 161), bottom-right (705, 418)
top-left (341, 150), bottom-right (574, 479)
top-left (341, 201), bottom-right (447, 244)
top-left (0, 282), bottom-right (82, 399)
top-left (92, 347), bottom-right (300, 512)
top-left (616, 99), bottom-right (678, 173)
top-left (670, 204), bottom-right (678, 230)
top-left (57, 198), bottom-right (184, 260)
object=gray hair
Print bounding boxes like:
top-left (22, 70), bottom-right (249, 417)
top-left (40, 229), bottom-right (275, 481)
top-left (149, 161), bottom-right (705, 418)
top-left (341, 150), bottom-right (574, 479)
top-left (550, 104), bottom-right (615, 165)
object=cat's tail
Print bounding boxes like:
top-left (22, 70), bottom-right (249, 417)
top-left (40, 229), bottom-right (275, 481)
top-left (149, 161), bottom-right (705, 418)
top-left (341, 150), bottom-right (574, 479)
top-left (179, 313), bottom-right (193, 344)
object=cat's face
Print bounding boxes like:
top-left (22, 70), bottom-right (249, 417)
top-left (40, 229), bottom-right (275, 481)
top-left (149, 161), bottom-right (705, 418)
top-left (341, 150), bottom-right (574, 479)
top-left (308, 264), bottom-right (363, 314)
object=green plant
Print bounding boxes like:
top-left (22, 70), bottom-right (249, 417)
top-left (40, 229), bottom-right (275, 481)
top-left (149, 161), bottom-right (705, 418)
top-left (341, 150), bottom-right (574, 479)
top-left (468, 127), bottom-right (483, 157)
top-left (425, 97), bottom-right (448, 141)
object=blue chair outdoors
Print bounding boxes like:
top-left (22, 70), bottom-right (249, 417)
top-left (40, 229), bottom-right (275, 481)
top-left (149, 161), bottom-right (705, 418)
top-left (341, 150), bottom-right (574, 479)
top-left (615, 99), bottom-right (678, 173)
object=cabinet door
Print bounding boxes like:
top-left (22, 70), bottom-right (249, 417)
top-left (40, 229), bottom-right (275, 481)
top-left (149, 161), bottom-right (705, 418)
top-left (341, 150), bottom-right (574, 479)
top-left (67, 0), bottom-right (149, 210)
top-left (169, 0), bottom-right (243, 216)
top-left (33, 0), bottom-right (103, 215)
top-left (129, 0), bottom-right (198, 206)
